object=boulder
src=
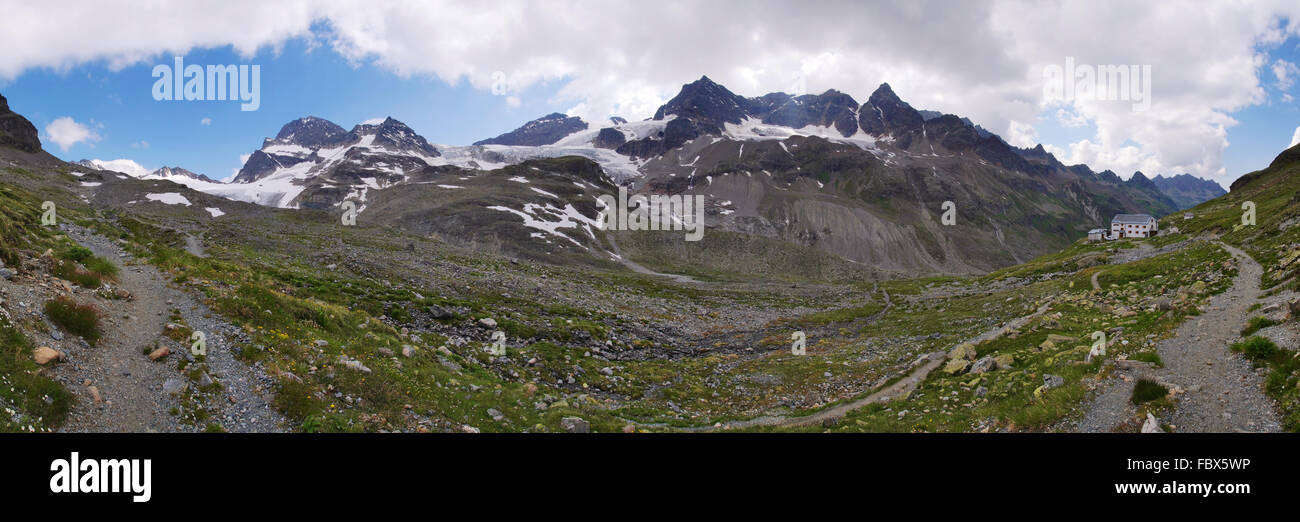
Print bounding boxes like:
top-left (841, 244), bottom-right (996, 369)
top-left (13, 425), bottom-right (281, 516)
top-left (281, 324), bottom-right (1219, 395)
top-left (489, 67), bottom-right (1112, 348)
top-left (401, 345), bottom-right (416, 358)
top-left (993, 354), bottom-right (1015, 370)
top-left (478, 318), bottom-right (498, 328)
top-left (948, 343), bottom-right (977, 361)
top-left (968, 356), bottom-right (996, 374)
top-left (560, 416), bottom-right (590, 433)
top-left (942, 358), bottom-right (971, 375)
top-left (148, 346), bottom-right (170, 361)
top-left (1042, 374), bottom-right (1064, 390)
top-left (1141, 413), bottom-right (1163, 433)
top-left (33, 346), bottom-right (62, 365)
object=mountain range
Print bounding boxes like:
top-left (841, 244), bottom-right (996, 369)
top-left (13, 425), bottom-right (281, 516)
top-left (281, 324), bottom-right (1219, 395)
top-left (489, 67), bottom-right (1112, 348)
top-left (16, 77), bottom-right (1228, 275)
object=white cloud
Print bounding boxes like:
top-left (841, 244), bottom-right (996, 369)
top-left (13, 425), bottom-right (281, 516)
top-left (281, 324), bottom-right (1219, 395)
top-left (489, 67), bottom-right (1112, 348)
top-left (87, 158), bottom-right (150, 177)
top-left (1005, 120), bottom-right (1039, 148)
top-left (200, 117), bottom-right (212, 125)
top-left (130, 140), bottom-right (148, 149)
top-left (1272, 59), bottom-right (1299, 90)
top-left (1290, 125), bottom-right (1300, 148)
top-left (3, 0), bottom-right (1300, 183)
top-left (43, 116), bottom-right (100, 151)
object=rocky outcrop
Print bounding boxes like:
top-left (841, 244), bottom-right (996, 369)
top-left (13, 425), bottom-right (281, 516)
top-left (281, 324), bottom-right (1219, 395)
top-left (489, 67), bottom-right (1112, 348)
top-left (0, 93), bottom-right (41, 153)
top-left (474, 112), bottom-right (588, 146)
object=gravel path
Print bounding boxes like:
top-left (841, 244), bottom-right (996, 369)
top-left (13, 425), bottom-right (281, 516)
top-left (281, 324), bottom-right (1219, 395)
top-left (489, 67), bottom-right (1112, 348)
top-left (1074, 241), bottom-right (1282, 433)
top-left (55, 225), bottom-right (286, 433)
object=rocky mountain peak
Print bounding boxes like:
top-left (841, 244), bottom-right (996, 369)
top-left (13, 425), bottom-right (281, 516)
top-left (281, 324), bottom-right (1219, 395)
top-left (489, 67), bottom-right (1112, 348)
top-left (859, 82), bottom-right (924, 137)
top-left (272, 116), bottom-right (350, 148)
top-left (356, 117), bottom-right (440, 157)
top-left (474, 112), bottom-right (588, 146)
top-left (0, 92), bottom-right (42, 153)
top-left (652, 75), bottom-right (749, 127)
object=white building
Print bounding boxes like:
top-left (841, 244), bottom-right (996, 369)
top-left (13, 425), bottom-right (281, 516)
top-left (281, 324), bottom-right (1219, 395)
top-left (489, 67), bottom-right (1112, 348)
top-left (1088, 228), bottom-right (1108, 241)
top-left (1111, 214), bottom-right (1158, 238)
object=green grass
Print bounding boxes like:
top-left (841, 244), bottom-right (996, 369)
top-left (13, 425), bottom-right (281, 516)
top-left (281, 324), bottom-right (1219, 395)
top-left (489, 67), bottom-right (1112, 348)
top-left (1132, 351), bottom-right (1164, 367)
top-left (44, 296), bottom-right (103, 345)
top-left (1130, 378), bottom-right (1168, 405)
top-left (1241, 316), bottom-right (1279, 336)
top-left (1231, 336), bottom-right (1281, 362)
top-left (0, 317), bottom-right (73, 432)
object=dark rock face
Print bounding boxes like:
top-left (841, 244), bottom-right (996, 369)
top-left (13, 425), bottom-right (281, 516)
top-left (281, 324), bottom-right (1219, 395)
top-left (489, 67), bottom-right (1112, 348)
top-left (593, 127), bottom-right (626, 149)
top-left (653, 76), bottom-right (752, 127)
top-left (474, 112), bottom-right (588, 146)
top-left (1150, 172), bottom-right (1226, 209)
top-left (273, 116), bottom-right (351, 149)
top-left (0, 93), bottom-right (42, 153)
top-left (234, 116), bottom-right (440, 183)
top-left (354, 117), bottom-right (441, 158)
top-left (761, 89), bottom-right (860, 137)
top-left (858, 83), bottom-right (924, 137)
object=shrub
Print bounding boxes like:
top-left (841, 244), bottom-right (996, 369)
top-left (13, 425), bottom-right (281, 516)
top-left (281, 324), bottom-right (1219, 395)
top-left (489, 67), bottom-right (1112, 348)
top-left (53, 261), bottom-right (103, 289)
top-left (44, 296), bottom-right (102, 345)
top-left (1241, 316), bottom-right (1278, 336)
top-left (1231, 335), bottom-right (1280, 362)
top-left (1130, 378), bottom-right (1168, 405)
top-left (1132, 351), bottom-right (1164, 367)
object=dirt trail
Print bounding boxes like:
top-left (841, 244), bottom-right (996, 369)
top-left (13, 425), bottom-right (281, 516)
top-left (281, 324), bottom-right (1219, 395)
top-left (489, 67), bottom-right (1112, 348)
top-left (1074, 242), bottom-right (1281, 433)
top-left (54, 225), bottom-right (286, 433)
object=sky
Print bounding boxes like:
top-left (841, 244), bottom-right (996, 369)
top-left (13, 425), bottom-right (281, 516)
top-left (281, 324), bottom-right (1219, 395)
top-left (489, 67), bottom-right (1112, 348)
top-left (0, 0), bottom-right (1298, 188)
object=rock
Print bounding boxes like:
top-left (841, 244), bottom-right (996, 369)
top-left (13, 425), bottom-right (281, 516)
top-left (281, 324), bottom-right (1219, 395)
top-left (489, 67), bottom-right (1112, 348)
top-left (314, 340), bottom-right (328, 347)
top-left (401, 345), bottom-right (416, 358)
top-left (478, 318), bottom-right (498, 328)
top-left (1042, 374), bottom-right (1064, 390)
top-left (942, 358), bottom-right (971, 375)
top-left (623, 424), bottom-right (636, 433)
top-left (198, 372), bottom-right (214, 388)
top-left (993, 354), bottom-right (1015, 370)
top-left (599, 367), bottom-right (614, 376)
top-left (339, 355), bottom-right (372, 373)
top-left (148, 346), bottom-right (170, 361)
top-left (1045, 334), bottom-right (1074, 344)
top-left (968, 356), bottom-right (996, 374)
top-left (974, 386), bottom-right (988, 398)
top-left (33, 346), bottom-right (62, 365)
top-left (88, 385), bottom-right (102, 403)
top-left (428, 305), bottom-right (454, 319)
top-left (377, 347), bottom-right (394, 357)
top-left (523, 383), bottom-right (538, 396)
top-left (948, 343), bottom-right (977, 361)
top-left (560, 416), bottom-right (590, 433)
top-left (1141, 413), bottom-right (1163, 433)
top-left (162, 377), bottom-right (187, 395)
top-left (1037, 339), bottom-right (1056, 352)
top-left (0, 268), bottom-right (12, 280)
top-left (460, 425), bottom-right (480, 434)
top-left (487, 408), bottom-right (504, 421)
